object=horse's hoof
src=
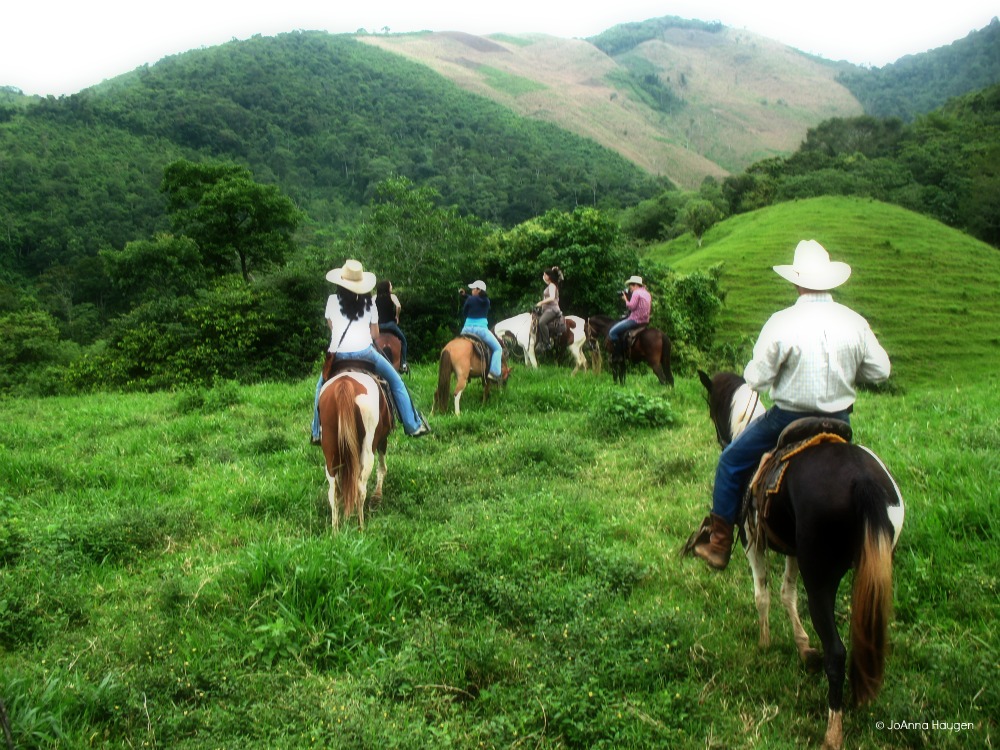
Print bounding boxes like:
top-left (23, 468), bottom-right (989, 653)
top-left (803, 648), bottom-right (823, 673)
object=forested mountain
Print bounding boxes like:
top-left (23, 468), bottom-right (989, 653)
top-left (837, 17), bottom-right (1000, 121)
top-left (0, 32), bottom-right (659, 281)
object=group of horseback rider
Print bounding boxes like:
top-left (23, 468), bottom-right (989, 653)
top-left (314, 238), bottom-right (890, 576)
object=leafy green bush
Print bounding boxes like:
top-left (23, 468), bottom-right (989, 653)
top-left (590, 391), bottom-right (676, 435)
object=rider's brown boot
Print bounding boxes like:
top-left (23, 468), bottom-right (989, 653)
top-left (692, 513), bottom-right (734, 570)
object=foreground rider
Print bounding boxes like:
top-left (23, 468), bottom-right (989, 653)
top-left (535, 266), bottom-right (564, 352)
top-left (311, 260), bottom-right (430, 444)
top-left (375, 280), bottom-right (410, 373)
top-left (459, 280), bottom-right (504, 383)
top-left (690, 240), bottom-right (891, 570)
top-left (608, 275), bottom-right (651, 361)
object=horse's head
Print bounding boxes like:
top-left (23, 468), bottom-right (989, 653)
top-left (699, 370), bottom-right (763, 448)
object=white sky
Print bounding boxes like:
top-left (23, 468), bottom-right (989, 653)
top-left (3, 1), bottom-right (997, 97)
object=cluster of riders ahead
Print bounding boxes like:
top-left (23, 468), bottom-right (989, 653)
top-left (310, 241), bottom-right (905, 750)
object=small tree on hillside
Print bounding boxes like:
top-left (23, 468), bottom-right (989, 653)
top-left (162, 159), bottom-right (303, 283)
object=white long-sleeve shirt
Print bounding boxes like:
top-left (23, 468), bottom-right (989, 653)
top-left (743, 293), bottom-right (891, 413)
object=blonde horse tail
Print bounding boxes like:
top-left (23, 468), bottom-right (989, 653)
top-left (849, 477), bottom-right (894, 705)
top-left (333, 382), bottom-right (362, 521)
top-left (434, 347), bottom-right (453, 414)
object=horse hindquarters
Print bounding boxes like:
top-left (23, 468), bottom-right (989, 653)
top-left (320, 382), bottom-right (363, 529)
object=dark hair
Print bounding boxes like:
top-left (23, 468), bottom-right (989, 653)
top-left (545, 266), bottom-right (564, 286)
top-left (375, 280), bottom-right (392, 297)
top-left (336, 286), bottom-right (372, 321)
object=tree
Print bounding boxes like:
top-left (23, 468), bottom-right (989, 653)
top-left (101, 233), bottom-right (206, 305)
top-left (162, 160), bottom-right (303, 283)
top-left (681, 200), bottom-right (722, 247)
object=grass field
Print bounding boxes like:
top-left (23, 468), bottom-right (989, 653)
top-left (3, 197), bottom-right (997, 748)
top-left (1, 361), bottom-right (996, 748)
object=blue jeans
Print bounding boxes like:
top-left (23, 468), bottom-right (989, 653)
top-left (312, 345), bottom-right (425, 439)
top-left (608, 318), bottom-right (640, 343)
top-left (712, 405), bottom-right (851, 524)
top-left (378, 322), bottom-right (408, 364)
top-left (460, 323), bottom-right (503, 377)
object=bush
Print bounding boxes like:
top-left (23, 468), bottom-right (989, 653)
top-left (590, 391), bottom-right (676, 436)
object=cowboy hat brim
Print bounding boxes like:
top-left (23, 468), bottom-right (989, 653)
top-left (773, 262), bottom-right (851, 290)
top-left (326, 268), bottom-right (377, 294)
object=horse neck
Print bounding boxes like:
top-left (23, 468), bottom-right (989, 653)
top-left (730, 384), bottom-right (763, 440)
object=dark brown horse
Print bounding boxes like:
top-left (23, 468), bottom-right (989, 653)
top-left (374, 331), bottom-right (403, 373)
top-left (585, 314), bottom-right (674, 386)
top-left (432, 336), bottom-right (510, 415)
top-left (692, 371), bottom-right (905, 750)
top-left (317, 356), bottom-right (394, 530)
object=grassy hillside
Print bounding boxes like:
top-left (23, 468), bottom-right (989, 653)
top-left (648, 196), bottom-right (1000, 387)
top-left (0, 365), bottom-right (995, 748)
top-left (360, 25), bottom-right (861, 188)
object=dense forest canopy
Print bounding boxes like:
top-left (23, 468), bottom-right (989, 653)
top-left (1, 23), bottom-right (999, 397)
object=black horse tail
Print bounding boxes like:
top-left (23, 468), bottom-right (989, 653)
top-left (849, 476), bottom-right (894, 705)
top-left (433, 347), bottom-right (453, 414)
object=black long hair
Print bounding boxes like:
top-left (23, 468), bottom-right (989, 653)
top-left (336, 286), bottom-right (372, 321)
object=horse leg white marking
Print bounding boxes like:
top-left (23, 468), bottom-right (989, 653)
top-left (823, 709), bottom-right (844, 750)
top-left (780, 557), bottom-right (816, 664)
top-left (373, 449), bottom-right (387, 500)
top-left (747, 541), bottom-right (771, 648)
top-left (453, 388), bottom-right (463, 415)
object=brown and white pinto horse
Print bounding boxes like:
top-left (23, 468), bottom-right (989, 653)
top-left (494, 312), bottom-right (588, 374)
top-left (695, 371), bottom-right (904, 750)
top-left (317, 358), bottom-right (394, 530)
top-left (585, 314), bottom-right (674, 386)
top-left (432, 336), bottom-right (510, 415)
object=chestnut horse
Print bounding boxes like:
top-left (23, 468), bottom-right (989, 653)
top-left (317, 358), bottom-right (394, 530)
top-left (693, 371), bottom-right (905, 750)
top-left (375, 331), bottom-right (403, 373)
top-left (432, 336), bottom-right (510, 415)
top-left (585, 314), bottom-right (674, 386)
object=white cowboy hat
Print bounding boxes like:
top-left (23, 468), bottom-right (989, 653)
top-left (468, 280), bottom-right (487, 291)
top-left (326, 259), bottom-right (376, 294)
top-left (625, 275), bottom-right (644, 286)
top-left (773, 240), bottom-right (851, 290)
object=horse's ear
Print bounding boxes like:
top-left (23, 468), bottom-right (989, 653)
top-left (698, 370), bottom-right (713, 392)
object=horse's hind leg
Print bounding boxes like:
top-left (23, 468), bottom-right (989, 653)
top-left (747, 543), bottom-right (771, 648)
top-left (804, 583), bottom-right (847, 750)
top-left (372, 448), bottom-right (387, 502)
top-left (780, 557), bottom-right (822, 671)
top-left (327, 474), bottom-right (340, 530)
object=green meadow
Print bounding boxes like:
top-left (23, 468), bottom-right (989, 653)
top-left (1, 198), bottom-right (997, 748)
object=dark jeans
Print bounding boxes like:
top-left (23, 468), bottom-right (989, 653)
top-left (711, 405), bottom-right (852, 524)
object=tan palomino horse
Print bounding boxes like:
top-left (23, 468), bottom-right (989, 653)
top-left (432, 336), bottom-right (510, 415)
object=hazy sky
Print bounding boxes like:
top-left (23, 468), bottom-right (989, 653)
top-left (4, 1), bottom-right (996, 96)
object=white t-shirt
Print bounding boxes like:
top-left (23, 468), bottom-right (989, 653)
top-left (324, 294), bottom-right (379, 354)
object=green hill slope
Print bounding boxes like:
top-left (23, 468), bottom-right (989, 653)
top-left (649, 196), bottom-right (1000, 387)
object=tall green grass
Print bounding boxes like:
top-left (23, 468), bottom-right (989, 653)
top-left (1, 360), bottom-right (996, 748)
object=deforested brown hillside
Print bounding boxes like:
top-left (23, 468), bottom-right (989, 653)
top-left (359, 23), bottom-right (863, 189)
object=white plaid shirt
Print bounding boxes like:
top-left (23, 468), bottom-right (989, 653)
top-left (743, 293), bottom-right (891, 413)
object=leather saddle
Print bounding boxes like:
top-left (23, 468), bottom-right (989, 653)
top-left (322, 353), bottom-right (399, 422)
top-left (459, 334), bottom-right (492, 379)
top-left (740, 417), bottom-right (853, 553)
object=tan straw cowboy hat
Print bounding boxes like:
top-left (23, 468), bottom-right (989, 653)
top-left (326, 259), bottom-right (376, 294)
top-left (773, 240), bottom-right (851, 290)
top-left (625, 275), bottom-right (644, 286)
